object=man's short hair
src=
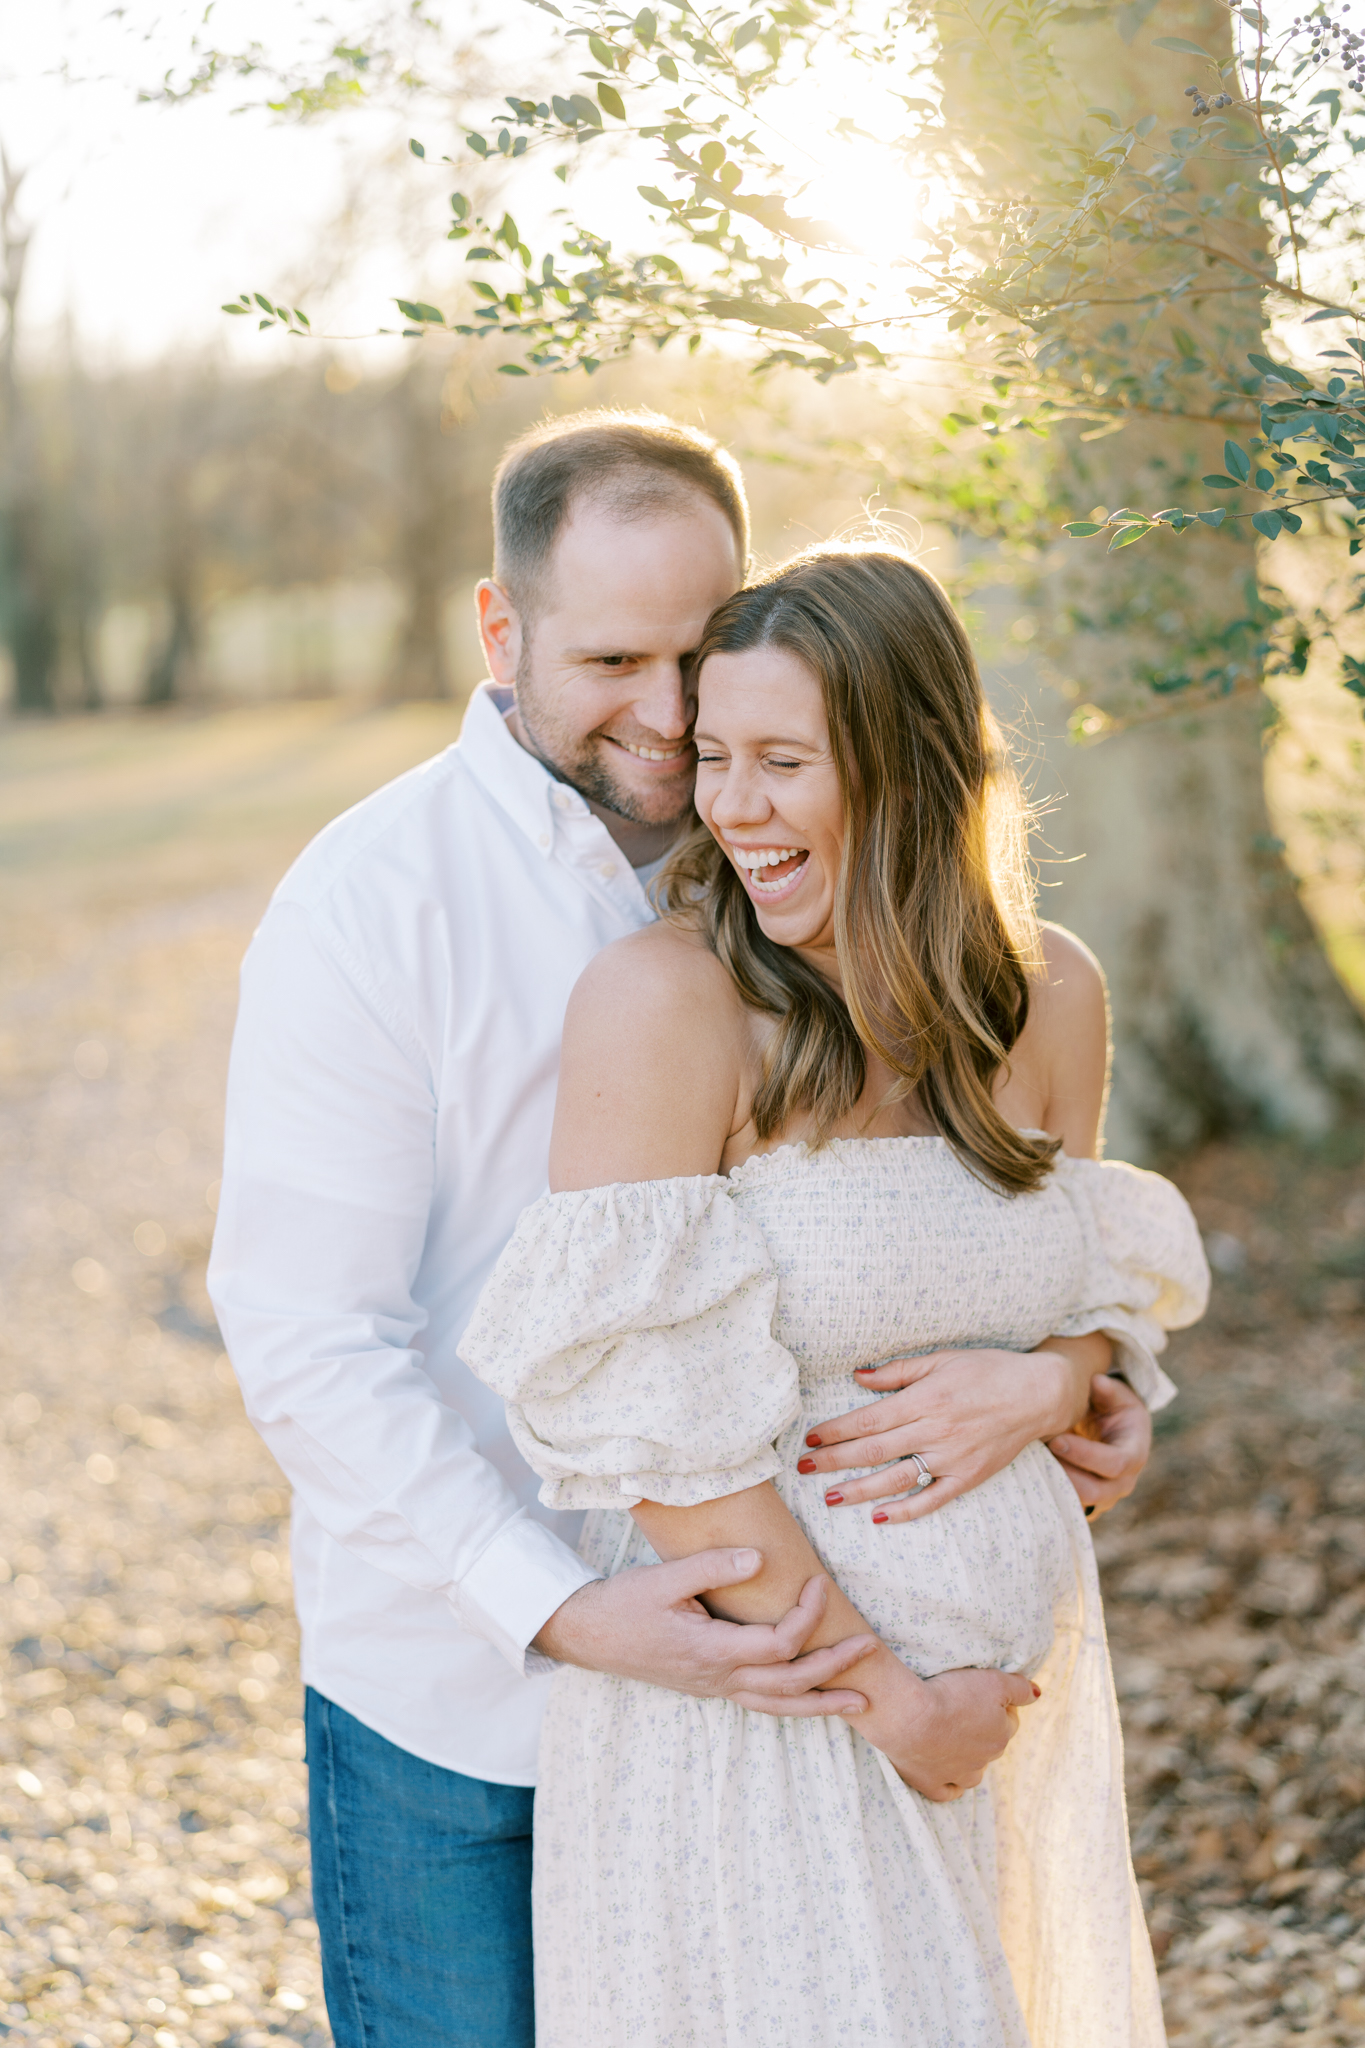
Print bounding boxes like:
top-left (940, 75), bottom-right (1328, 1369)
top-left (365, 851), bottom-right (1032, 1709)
top-left (491, 408), bottom-right (750, 615)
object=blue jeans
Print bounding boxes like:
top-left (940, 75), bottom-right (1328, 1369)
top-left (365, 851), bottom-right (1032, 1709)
top-left (305, 1688), bottom-right (535, 2047)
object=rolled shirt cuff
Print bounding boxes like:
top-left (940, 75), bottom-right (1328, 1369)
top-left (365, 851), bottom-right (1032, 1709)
top-left (453, 1509), bottom-right (600, 1677)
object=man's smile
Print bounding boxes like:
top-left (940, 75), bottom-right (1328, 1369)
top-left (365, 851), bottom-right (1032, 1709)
top-left (603, 736), bottom-right (692, 763)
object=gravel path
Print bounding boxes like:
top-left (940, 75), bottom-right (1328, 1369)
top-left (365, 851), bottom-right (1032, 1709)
top-left (2, 706), bottom-right (1363, 2047)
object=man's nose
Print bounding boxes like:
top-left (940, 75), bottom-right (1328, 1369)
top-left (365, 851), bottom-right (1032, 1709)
top-left (633, 660), bottom-right (693, 741)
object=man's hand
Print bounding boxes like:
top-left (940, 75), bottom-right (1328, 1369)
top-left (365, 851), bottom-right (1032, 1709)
top-left (795, 1344), bottom-right (1087, 1528)
top-left (1046, 1371), bottom-right (1152, 1518)
top-left (532, 1551), bottom-right (878, 1717)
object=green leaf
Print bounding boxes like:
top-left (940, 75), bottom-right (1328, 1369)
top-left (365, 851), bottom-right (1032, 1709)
top-left (638, 185), bottom-right (672, 207)
top-left (570, 93), bottom-right (602, 126)
top-left (1251, 510), bottom-right (1284, 539)
top-left (1305, 307), bottom-right (1353, 323)
top-left (1063, 521), bottom-right (1104, 536)
top-left (498, 363), bottom-right (530, 375)
top-left (396, 300), bottom-right (445, 323)
top-left (634, 8), bottom-right (657, 47)
top-left (467, 132), bottom-right (488, 156)
top-left (1197, 508), bottom-right (1227, 526)
top-left (451, 192), bottom-right (470, 219)
top-left (222, 303), bottom-right (250, 315)
top-left (552, 95), bottom-right (578, 124)
top-left (1280, 511), bottom-right (1303, 533)
top-left (598, 82), bottom-right (625, 119)
top-left (409, 138), bottom-right (426, 158)
top-left (589, 33), bottom-right (616, 66)
top-left (1135, 113), bottom-right (1158, 137)
top-left (1152, 35), bottom-right (1211, 54)
top-left (1224, 440), bottom-right (1250, 481)
top-left (1202, 475), bottom-right (1241, 490)
top-left (1248, 352), bottom-right (1310, 388)
top-left (657, 53), bottom-right (678, 80)
top-left (1108, 523), bottom-right (1151, 550)
top-left (733, 17), bottom-right (763, 49)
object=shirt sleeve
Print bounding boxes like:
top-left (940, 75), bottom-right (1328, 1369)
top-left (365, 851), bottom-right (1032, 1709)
top-left (206, 899), bottom-right (597, 1678)
top-left (459, 1176), bottom-right (802, 1510)
top-left (1050, 1156), bottom-right (1211, 1412)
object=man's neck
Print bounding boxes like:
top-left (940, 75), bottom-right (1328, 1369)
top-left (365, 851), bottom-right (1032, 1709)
top-left (503, 701), bottom-right (683, 871)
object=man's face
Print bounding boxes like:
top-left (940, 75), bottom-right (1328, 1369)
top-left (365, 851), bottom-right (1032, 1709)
top-left (479, 492), bottom-right (743, 830)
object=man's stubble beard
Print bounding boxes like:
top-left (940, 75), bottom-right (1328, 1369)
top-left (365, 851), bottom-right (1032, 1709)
top-left (514, 647), bottom-right (696, 831)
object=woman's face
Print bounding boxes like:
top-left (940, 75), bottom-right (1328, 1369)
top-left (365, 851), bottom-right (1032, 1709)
top-left (694, 644), bottom-right (845, 966)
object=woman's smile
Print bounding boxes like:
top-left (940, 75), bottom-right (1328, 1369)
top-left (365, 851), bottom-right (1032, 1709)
top-left (725, 843), bottom-right (811, 901)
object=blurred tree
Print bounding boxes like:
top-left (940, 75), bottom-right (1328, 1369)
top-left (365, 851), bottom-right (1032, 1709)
top-left (0, 144), bottom-right (56, 714)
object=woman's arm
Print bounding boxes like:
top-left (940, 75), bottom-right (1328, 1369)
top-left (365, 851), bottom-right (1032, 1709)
top-left (551, 929), bottom-right (1036, 1798)
top-left (633, 1486), bottom-right (1036, 1797)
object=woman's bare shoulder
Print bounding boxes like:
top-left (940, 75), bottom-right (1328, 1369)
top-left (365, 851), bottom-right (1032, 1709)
top-left (568, 918), bottom-right (744, 1029)
top-left (1006, 924), bottom-right (1110, 1156)
top-left (552, 921), bottom-right (750, 1187)
top-left (1030, 923), bottom-right (1109, 1038)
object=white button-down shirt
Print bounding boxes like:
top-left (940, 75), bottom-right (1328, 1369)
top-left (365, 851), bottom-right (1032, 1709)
top-left (208, 685), bottom-right (661, 1784)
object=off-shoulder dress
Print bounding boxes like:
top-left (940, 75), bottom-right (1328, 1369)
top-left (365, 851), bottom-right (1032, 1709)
top-left (460, 1136), bottom-right (1209, 2048)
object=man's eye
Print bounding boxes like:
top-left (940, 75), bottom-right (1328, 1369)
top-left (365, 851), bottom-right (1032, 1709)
top-left (598, 655), bottom-right (629, 667)
top-left (767, 758), bottom-right (802, 771)
top-left (695, 752), bottom-right (726, 764)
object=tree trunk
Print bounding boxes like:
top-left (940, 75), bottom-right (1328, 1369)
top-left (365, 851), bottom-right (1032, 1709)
top-left (0, 150), bottom-right (55, 715)
top-left (384, 360), bottom-right (454, 702)
top-left (144, 573), bottom-right (198, 706)
top-left (955, 0), bottom-right (1365, 1155)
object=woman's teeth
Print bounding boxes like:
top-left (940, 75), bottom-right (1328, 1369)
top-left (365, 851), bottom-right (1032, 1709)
top-left (731, 847), bottom-right (809, 894)
top-left (732, 847), bottom-right (804, 869)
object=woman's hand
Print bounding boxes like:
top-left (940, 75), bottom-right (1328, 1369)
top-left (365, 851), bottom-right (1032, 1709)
top-left (854, 1651), bottom-right (1039, 1801)
top-left (1046, 1372), bottom-right (1152, 1518)
top-left (796, 1341), bottom-right (1095, 1527)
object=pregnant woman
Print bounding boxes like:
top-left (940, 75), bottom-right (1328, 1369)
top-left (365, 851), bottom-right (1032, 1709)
top-left (461, 546), bottom-right (1208, 2047)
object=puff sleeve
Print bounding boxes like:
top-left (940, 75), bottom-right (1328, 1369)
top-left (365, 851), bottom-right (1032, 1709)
top-left (1049, 1156), bottom-right (1210, 1411)
top-left (457, 1176), bottom-right (802, 1511)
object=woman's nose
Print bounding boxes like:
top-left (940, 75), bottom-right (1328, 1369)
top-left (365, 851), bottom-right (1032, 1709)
top-left (710, 766), bottom-right (769, 829)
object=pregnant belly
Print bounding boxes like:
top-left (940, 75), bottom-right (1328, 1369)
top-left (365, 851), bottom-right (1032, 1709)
top-left (773, 1389), bottom-right (1079, 1679)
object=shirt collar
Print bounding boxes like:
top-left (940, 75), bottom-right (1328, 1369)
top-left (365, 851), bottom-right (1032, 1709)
top-left (458, 682), bottom-right (560, 857)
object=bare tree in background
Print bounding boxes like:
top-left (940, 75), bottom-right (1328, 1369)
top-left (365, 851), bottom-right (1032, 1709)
top-left (0, 143), bottom-right (56, 714)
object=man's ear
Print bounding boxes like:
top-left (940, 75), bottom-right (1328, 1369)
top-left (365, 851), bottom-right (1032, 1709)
top-left (476, 579), bottom-right (523, 689)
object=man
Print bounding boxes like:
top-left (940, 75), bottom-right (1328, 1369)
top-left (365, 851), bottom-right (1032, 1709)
top-left (208, 409), bottom-right (1152, 2047)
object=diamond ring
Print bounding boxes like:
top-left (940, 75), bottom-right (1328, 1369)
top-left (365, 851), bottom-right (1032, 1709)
top-left (909, 1454), bottom-right (935, 1491)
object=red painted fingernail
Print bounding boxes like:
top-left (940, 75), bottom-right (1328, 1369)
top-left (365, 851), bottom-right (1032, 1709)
top-left (824, 1491), bottom-right (843, 1506)
top-left (796, 1457), bottom-right (816, 1475)
top-left (804, 1432), bottom-right (822, 1448)
top-left (1031, 1682), bottom-right (1041, 1698)
top-left (871, 1510), bottom-right (889, 1524)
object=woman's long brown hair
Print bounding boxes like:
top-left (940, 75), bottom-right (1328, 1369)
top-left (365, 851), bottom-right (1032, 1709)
top-left (659, 544), bottom-right (1058, 1196)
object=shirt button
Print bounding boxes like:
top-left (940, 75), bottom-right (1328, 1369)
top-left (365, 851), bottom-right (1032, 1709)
top-left (552, 789), bottom-right (573, 810)
top-left (598, 863), bottom-right (617, 881)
